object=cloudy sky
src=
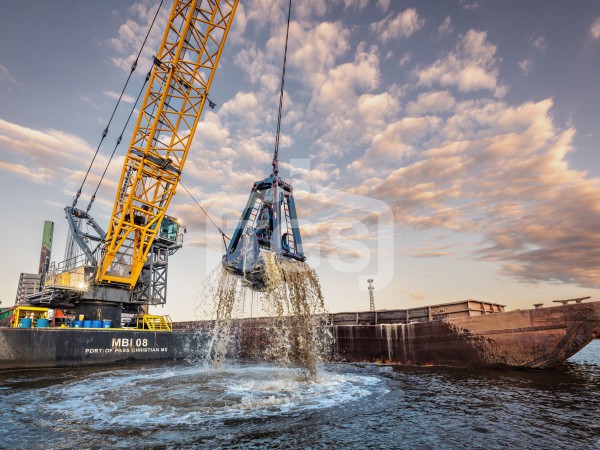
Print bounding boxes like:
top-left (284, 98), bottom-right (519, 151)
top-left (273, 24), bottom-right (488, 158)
top-left (1, 0), bottom-right (600, 319)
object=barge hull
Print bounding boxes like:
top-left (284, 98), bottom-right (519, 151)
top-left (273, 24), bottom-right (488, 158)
top-left (2, 301), bottom-right (600, 370)
top-left (331, 301), bottom-right (600, 368)
top-left (0, 329), bottom-right (206, 370)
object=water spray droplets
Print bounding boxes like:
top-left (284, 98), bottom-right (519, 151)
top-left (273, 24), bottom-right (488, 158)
top-left (204, 254), bottom-right (329, 378)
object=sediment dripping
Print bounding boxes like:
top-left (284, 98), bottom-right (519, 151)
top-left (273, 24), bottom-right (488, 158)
top-left (205, 253), bottom-right (329, 378)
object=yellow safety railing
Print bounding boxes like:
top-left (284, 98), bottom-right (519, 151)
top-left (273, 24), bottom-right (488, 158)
top-left (10, 306), bottom-right (49, 328)
top-left (135, 314), bottom-right (172, 331)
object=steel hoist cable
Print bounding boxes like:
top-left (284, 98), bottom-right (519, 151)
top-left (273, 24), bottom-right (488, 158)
top-left (185, 1), bottom-right (292, 250)
top-left (179, 181), bottom-right (231, 250)
top-left (86, 70), bottom-right (152, 213)
top-left (72, 0), bottom-right (165, 208)
top-left (272, 0), bottom-right (292, 176)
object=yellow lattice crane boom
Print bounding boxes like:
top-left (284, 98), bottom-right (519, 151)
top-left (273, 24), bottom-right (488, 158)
top-left (16, 0), bottom-right (239, 325)
top-left (98, 0), bottom-right (238, 287)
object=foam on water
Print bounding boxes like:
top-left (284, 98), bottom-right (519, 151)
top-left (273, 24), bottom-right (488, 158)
top-left (2, 342), bottom-right (600, 449)
top-left (6, 363), bottom-right (383, 430)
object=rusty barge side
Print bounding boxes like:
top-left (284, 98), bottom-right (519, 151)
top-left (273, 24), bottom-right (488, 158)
top-left (331, 301), bottom-right (600, 369)
top-left (175, 300), bottom-right (600, 369)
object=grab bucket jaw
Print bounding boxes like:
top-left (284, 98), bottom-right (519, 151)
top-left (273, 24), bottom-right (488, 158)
top-left (222, 175), bottom-right (306, 290)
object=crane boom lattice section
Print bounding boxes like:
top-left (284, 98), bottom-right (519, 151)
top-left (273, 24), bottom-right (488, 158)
top-left (99, 0), bottom-right (238, 287)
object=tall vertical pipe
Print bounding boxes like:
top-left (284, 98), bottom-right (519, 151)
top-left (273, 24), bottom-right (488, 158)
top-left (38, 221), bottom-right (54, 276)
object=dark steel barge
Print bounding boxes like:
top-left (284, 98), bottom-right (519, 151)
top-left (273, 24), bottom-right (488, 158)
top-left (176, 298), bottom-right (600, 370)
top-left (2, 299), bottom-right (599, 370)
top-left (327, 299), bottom-right (600, 369)
top-left (0, 328), bottom-right (207, 370)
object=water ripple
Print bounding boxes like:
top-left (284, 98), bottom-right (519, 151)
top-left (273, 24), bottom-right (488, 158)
top-left (0, 340), bottom-right (599, 449)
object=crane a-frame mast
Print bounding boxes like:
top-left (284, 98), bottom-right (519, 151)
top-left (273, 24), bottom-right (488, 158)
top-left (98, 0), bottom-right (238, 288)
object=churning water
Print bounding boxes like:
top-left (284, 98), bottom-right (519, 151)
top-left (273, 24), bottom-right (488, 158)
top-left (1, 340), bottom-right (599, 449)
top-left (203, 258), bottom-right (329, 377)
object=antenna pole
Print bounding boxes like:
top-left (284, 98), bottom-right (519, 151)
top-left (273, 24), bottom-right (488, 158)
top-left (368, 279), bottom-right (376, 312)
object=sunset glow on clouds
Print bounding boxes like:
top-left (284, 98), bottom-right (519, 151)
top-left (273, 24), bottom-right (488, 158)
top-left (0, 1), bottom-right (599, 317)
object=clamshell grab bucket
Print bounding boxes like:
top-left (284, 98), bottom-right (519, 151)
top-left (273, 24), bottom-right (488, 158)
top-left (222, 175), bottom-right (305, 290)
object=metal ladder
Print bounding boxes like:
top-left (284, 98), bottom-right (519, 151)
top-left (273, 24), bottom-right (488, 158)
top-left (282, 195), bottom-right (296, 253)
top-left (248, 199), bottom-right (262, 228)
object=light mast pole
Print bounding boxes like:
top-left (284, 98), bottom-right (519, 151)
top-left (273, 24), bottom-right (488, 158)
top-left (368, 278), bottom-right (375, 312)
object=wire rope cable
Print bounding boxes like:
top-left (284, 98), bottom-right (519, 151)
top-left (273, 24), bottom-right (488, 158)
top-left (179, 180), bottom-right (230, 250)
top-left (72, 0), bottom-right (165, 208)
top-left (85, 70), bottom-right (152, 213)
top-left (272, 0), bottom-right (292, 176)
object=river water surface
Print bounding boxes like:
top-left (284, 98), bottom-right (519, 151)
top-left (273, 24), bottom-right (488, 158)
top-left (1, 340), bottom-right (599, 449)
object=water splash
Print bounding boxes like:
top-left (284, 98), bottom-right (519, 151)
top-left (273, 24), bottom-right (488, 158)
top-left (203, 252), bottom-right (330, 378)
